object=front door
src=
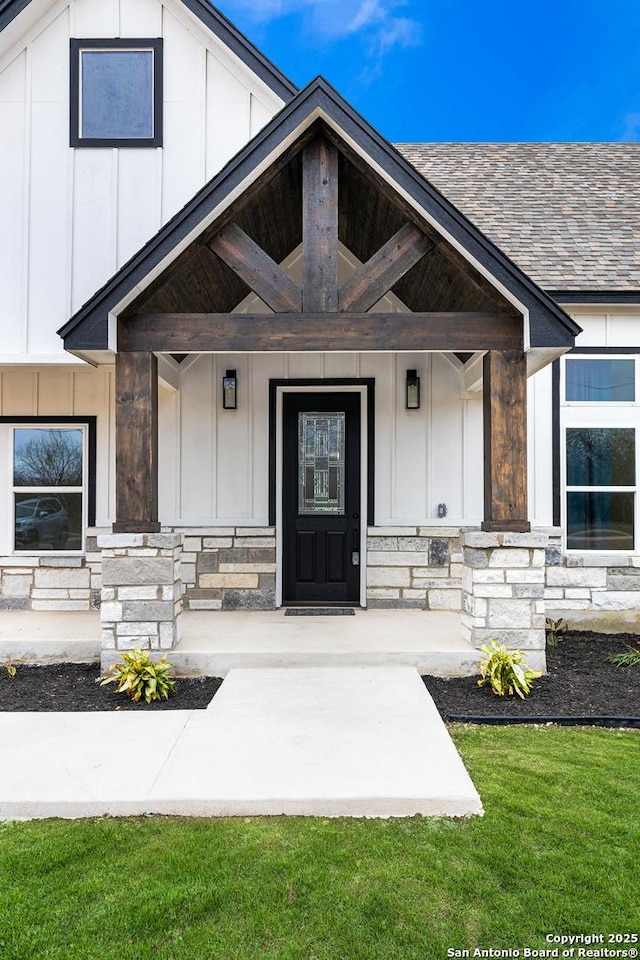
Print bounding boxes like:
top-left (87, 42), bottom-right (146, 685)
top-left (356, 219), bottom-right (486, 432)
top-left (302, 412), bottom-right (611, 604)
top-left (282, 392), bottom-right (361, 604)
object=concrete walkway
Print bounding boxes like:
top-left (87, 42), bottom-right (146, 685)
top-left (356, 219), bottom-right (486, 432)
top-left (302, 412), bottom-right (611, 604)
top-left (0, 666), bottom-right (483, 820)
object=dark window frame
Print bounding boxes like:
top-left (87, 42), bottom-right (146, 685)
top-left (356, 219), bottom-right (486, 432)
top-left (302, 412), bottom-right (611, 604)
top-left (70, 38), bottom-right (163, 148)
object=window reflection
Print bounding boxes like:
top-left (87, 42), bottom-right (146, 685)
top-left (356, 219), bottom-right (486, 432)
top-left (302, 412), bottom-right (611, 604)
top-left (13, 428), bottom-right (84, 552)
top-left (565, 358), bottom-right (635, 402)
top-left (13, 429), bottom-right (83, 486)
top-left (567, 492), bottom-right (634, 551)
top-left (566, 428), bottom-right (635, 487)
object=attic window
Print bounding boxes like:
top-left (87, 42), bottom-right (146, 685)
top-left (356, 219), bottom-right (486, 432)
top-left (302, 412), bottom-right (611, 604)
top-left (70, 39), bottom-right (163, 147)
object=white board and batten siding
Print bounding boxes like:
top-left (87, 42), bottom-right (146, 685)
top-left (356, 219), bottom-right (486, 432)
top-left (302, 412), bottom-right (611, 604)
top-left (0, 356), bottom-right (484, 537)
top-left (158, 351), bottom-right (486, 528)
top-left (0, 0), bottom-right (284, 362)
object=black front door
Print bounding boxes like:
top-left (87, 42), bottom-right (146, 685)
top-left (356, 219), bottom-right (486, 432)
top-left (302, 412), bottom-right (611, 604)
top-left (283, 392), bottom-right (361, 604)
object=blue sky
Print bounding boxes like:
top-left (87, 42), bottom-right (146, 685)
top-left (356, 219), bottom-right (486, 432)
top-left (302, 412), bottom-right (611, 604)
top-left (220, 0), bottom-right (640, 142)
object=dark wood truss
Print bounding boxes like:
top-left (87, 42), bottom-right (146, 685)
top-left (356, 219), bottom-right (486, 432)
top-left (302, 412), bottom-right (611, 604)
top-left (114, 129), bottom-right (529, 533)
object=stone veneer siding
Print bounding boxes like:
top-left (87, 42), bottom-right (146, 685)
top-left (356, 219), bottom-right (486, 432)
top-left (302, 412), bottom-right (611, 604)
top-left (166, 527), bottom-right (276, 611)
top-left (461, 531), bottom-right (548, 659)
top-left (366, 527), bottom-right (462, 609)
top-left (99, 533), bottom-right (182, 652)
top-left (544, 530), bottom-right (640, 630)
top-left (4, 524), bottom-right (640, 628)
top-left (0, 533), bottom-right (102, 611)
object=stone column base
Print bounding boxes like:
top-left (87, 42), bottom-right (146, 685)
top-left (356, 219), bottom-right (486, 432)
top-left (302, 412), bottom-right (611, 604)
top-left (98, 533), bottom-right (182, 655)
top-left (461, 531), bottom-right (548, 669)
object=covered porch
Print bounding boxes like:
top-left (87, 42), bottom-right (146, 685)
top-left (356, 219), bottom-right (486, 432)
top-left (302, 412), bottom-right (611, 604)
top-left (57, 79), bottom-right (578, 672)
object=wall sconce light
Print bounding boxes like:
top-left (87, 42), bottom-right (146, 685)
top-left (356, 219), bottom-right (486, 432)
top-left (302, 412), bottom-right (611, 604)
top-left (222, 369), bottom-right (237, 410)
top-left (406, 369), bottom-right (420, 409)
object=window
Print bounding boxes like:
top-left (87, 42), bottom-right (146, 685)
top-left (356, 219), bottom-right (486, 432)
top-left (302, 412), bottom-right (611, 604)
top-left (565, 428), bottom-right (635, 550)
top-left (565, 357), bottom-right (635, 402)
top-left (561, 355), bottom-right (639, 552)
top-left (70, 39), bottom-right (163, 147)
top-left (0, 419), bottom-right (96, 554)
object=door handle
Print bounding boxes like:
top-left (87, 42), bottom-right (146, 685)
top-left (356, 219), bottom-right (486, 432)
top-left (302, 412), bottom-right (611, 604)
top-left (351, 527), bottom-right (360, 566)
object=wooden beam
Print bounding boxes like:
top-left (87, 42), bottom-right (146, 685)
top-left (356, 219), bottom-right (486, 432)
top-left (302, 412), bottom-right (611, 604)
top-left (120, 312), bottom-right (522, 354)
top-left (339, 224), bottom-right (434, 312)
top-left (482, 349), bottom-right (530, 533)
top-left (303, 139), bottom-right (339, 311)
top-left (321, 124), bottom-right (512, 313)
top-left (113, 351), bottom-right (160, 533)
top-left (209, 223), bottom-right (302, 312)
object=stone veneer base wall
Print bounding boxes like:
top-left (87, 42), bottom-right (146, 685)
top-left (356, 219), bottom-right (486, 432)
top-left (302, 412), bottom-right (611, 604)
top-left (366, 527), bottom-right (462, 610)
top-left (3, 525), bottom-right (640, 630)
top-left (544, 531), bottom-right (640, 632)
top-left (0, 534), bottom-right (101, 611)
top-left (461, 531), bottom-right (547, 657)
top-left (99, 533), bottom-right (182, 652)
top-left (165, 527), bottom-right (276, 610)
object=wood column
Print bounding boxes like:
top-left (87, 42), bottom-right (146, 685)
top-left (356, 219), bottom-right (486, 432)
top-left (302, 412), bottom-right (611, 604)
top-left (113, 350), bottom-right (160, 533)
top-left (482, 349), bottom-right (530, 533)
top-left (302, 138), bottom-right (339, 311)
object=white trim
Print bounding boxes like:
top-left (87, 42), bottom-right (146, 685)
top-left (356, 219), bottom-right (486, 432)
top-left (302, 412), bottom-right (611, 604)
top-left (2, 421), bottom-right (88, 556)
top-left (560, 353), bottom-right (640, 555)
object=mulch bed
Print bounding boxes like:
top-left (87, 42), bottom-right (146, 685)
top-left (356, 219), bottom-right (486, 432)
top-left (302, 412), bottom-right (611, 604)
top-left (0, 662), bottom-right (221, 711)
top-left (423, 631), bottom-right (640, 723)
top-left (0, 632), bottom-right (639, 719)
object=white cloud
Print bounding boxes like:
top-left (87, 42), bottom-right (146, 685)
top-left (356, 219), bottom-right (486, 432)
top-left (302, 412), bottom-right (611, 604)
top-left (224, 0), bottom-right (423, 53)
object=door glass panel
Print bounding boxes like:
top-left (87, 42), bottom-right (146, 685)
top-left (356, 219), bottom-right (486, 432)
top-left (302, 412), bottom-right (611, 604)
top-left (298, 412), bottom-right (345, 515)
top-left (565, 358), bottom-right (635, 401)
top-left (566, 428), bottom-right (635, 486)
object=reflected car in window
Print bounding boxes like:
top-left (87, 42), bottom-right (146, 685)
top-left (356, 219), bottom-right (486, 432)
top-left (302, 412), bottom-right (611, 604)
top-left (15, 497), bottom-right (69, 548)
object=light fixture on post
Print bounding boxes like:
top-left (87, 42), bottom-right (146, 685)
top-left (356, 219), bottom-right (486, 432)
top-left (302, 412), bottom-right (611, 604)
top-left (222, 369), bottom-right (237, 410)
top-left (405, 369), bottom-right (420, 409)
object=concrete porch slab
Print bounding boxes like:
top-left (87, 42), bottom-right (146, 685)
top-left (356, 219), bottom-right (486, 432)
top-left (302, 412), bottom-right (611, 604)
top-left (0, 610), bottom-right (101, 663)
top-left (0, 608), bottom-right (482, 677)
top-left (166, 609), bottom-right (482, 677)
top-left (0, 666), bottom-right (483, 820)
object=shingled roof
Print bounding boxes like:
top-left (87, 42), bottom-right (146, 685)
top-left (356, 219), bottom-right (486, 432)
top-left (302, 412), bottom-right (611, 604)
top-left (396, 143), bottom-right (640, 296)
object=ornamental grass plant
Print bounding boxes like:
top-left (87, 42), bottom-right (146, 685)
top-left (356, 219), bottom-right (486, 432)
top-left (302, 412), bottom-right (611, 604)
top-left (100, 647), bottom-right (176, 704)
top-left (477, 639), bottom-right (542, 699)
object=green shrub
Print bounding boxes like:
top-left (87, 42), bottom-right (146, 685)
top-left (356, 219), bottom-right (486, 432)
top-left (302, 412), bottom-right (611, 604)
top-left (1, 658), bottom-right (17, 679)
top-left (477, 639), bottom-right (542, 699)
top-left (607, 642), bottom-right (640, 668)
top-left (100, 647), bottom-right (176, 703)
top-left (545, 617), bottom-right (566, 647)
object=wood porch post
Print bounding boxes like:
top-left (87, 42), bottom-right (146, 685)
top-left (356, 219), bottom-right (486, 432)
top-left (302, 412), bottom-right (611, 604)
top-left (113, 350), bottom-right (160, 533)
top-left (482, 349), bottom-right (530, 533)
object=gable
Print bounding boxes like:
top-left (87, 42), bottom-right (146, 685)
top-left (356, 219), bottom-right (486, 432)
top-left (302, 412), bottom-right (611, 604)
top-left (0, 0), bottom-right (296, 358)
top-left (0, 0), bottom-right (296, 101)
top-left (58, 78), bottom-right (580, 367)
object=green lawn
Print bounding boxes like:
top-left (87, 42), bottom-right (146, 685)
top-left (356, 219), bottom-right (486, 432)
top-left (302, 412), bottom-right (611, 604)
top-left (1, 725), bottom-right (638, 960)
